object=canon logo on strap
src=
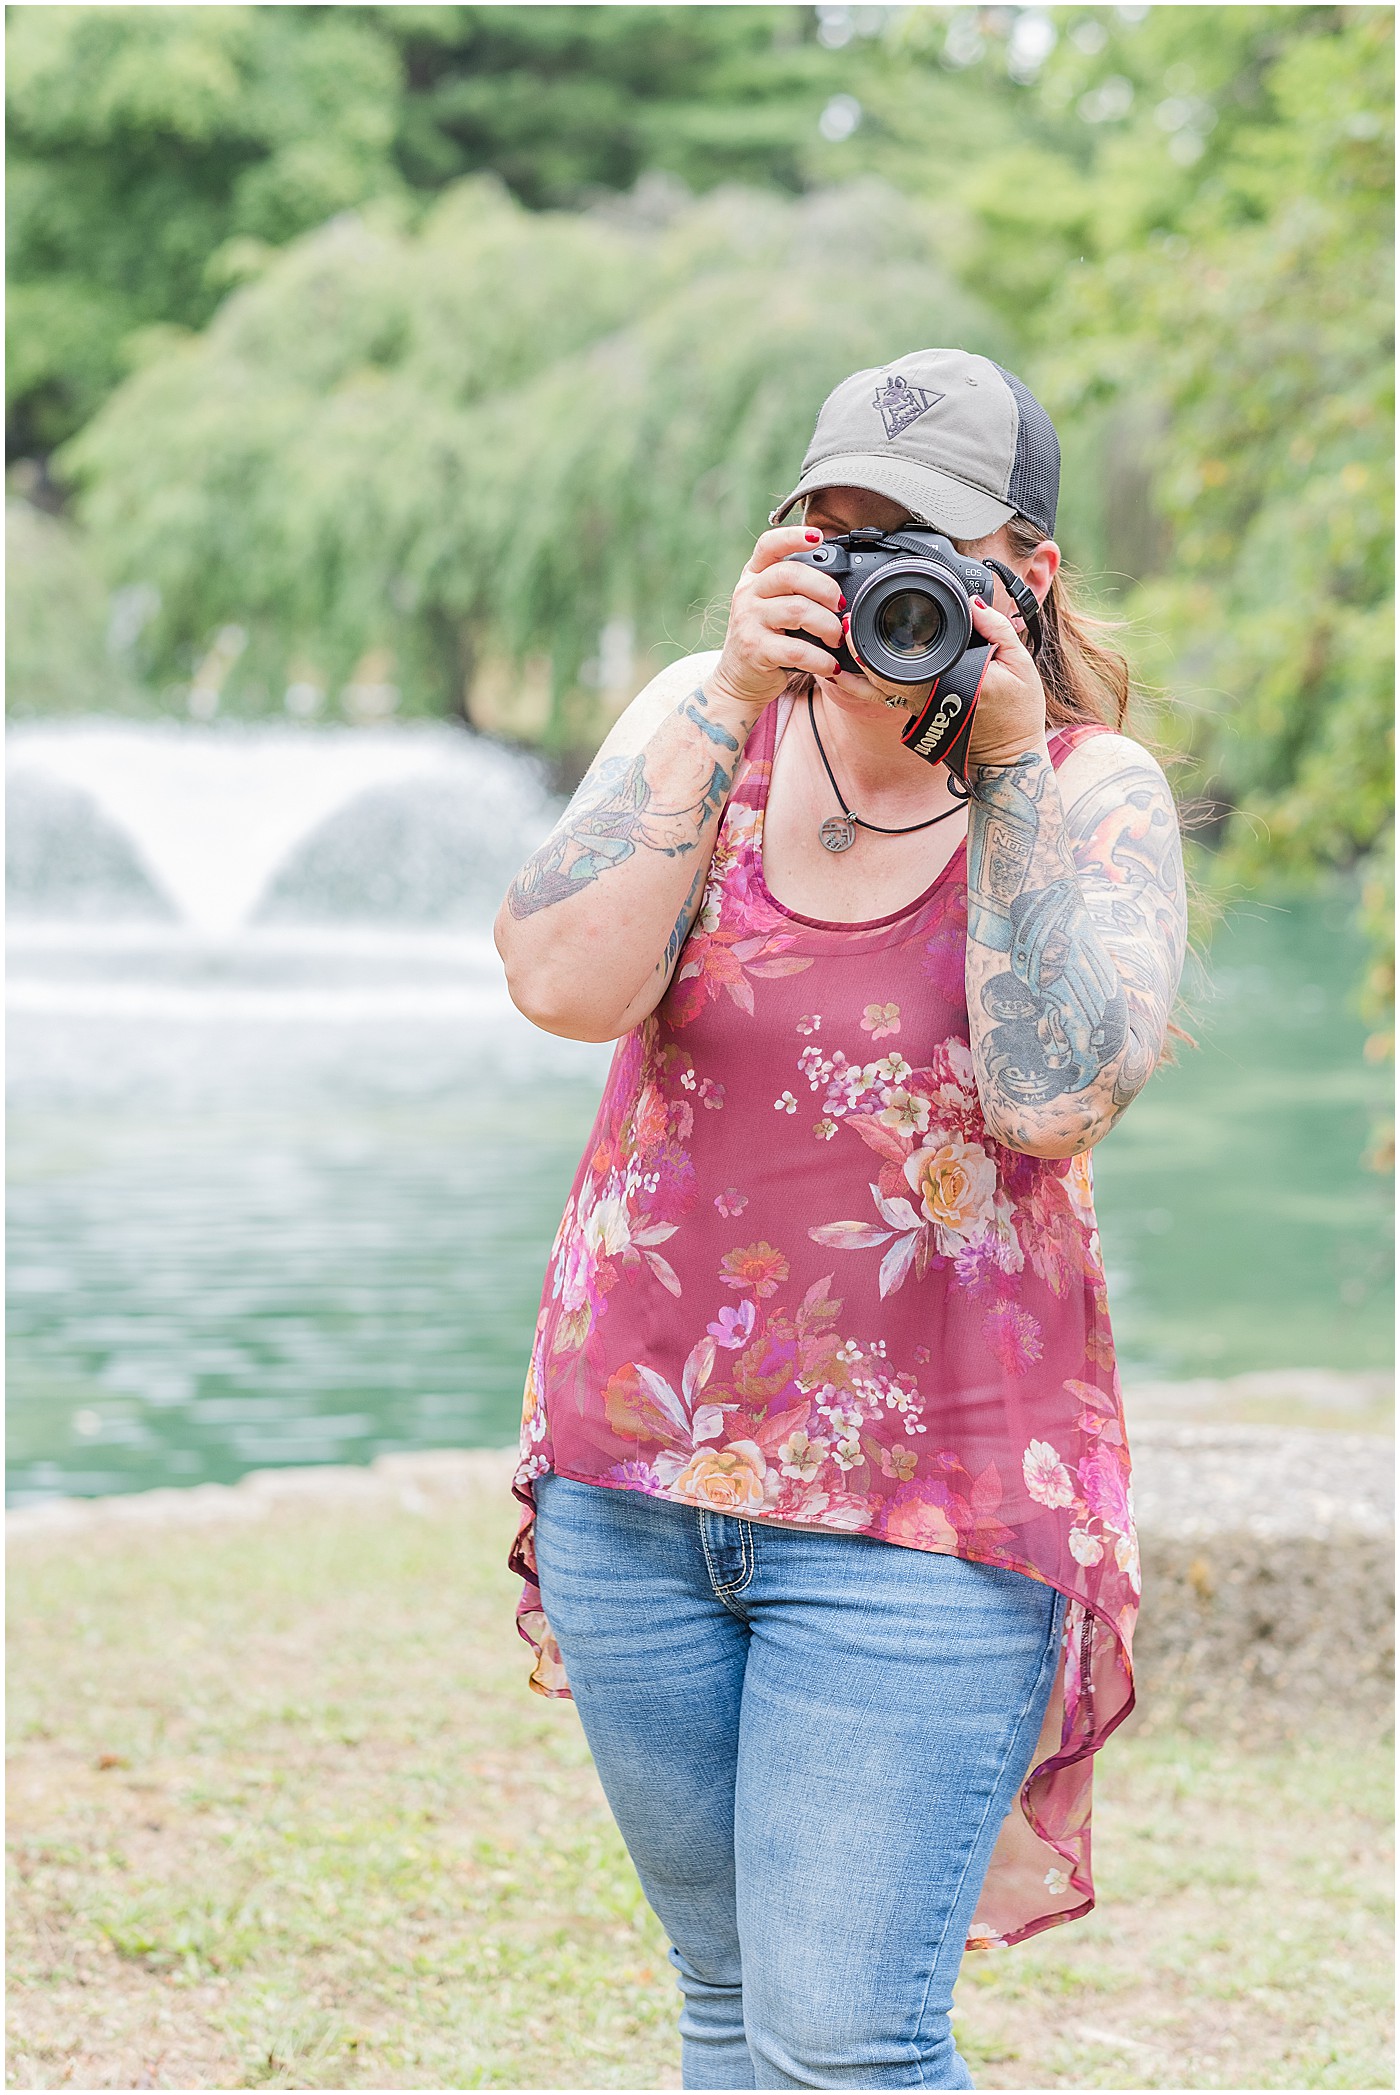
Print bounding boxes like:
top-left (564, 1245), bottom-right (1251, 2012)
top-left (910, 692), bottom-right (962, 757)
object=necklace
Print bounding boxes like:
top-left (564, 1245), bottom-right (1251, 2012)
top-left (807, 696), bottom-right (964, 854)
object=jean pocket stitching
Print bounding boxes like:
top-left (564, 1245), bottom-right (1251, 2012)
top-left (699, 1515), bottom-right (747, 1609)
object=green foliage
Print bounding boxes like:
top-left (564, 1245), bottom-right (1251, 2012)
top-left (369, 4), bottom-right (839, 203)
top-left (5, 494), bottom-right (151, 717)
top-left (1041, 7), bottom-right (1393, 1023)
top-left (61, 177), bottom-right (1002, 740)
top-left (6, 5), bottom-right (850, 455)
top-left (6, 5), bottom-right (403, 452)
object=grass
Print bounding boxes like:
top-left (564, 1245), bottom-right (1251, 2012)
top-left (7, 1475), bottom-right (1393, 2091)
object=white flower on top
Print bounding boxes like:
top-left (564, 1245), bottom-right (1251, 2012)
top-left (581, 1190), bottom-right (632, 1259)
top-left (878, 1087), bottom-right (932, 1138)
top-left (1022, 1439), bottom-right (1076, 1510)
top-left (778, 1430), bottom-right (827, 1481)
top-left (1114, 1527), bottom-right (1141, 1594)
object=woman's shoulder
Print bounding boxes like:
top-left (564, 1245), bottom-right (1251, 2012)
top-left (1050, 722), bottom-right (1175, 802)
top-left (591, 650), bottom-right (723, 764)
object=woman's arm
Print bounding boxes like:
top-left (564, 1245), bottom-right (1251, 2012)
top-left (494, 525), bottom-right (843, 1042)
top-left (961, 607), bottom-right (1187, 1159)
top-left (495, 653), bottom-right (737, 1040)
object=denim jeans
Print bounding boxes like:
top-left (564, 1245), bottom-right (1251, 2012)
top-left (531, 1471), bottom-right (1067, 2091)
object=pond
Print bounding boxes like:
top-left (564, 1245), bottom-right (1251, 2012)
top-left (6, 721), bottom-right (1391, 1504)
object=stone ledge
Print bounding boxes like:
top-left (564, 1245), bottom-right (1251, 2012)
top-left (1125, 1422), bottom-right (1393, 1733)
top-left (1129, 1420), bottom-right (1393, 1540)
top-left (9, 1425), bottom-right (1392, 1729)
top-left (5, 1446), bottom-right (517, 1538)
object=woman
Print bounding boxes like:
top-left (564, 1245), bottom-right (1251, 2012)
top-left (496, 347), bottom-right (1186, 2091)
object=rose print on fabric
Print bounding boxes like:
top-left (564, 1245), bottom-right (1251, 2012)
top-left (672, 1441), bottom-right (769, 1511)
top-left (807, 1039), bottom-right (1025, 1299)
top-left (905, 1137), bottom-right (997, 1251)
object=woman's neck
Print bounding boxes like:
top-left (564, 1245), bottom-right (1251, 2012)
top-left (810, 680), bottom-right (960, 818)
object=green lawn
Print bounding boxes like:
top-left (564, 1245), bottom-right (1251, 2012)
top-left (7, 1476), bottom-right (1393, 2091)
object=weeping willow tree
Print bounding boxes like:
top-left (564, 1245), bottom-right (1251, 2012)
top-left (60, 175), bottom-right (1001, 741)
top-left (1042, 5), bottom-right (1393, 1045)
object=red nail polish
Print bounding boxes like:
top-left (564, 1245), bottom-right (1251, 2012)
top-left (972, 596), bottom-right (988, 608)
top-left (837, 594), bottom-right (848, 611)
top-left (841, 615), bottom-right (850, 633)
top-left (805, 529), bottom-right (822, 543)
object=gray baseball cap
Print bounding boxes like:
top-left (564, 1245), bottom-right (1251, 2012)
top-left (770, 347), bottom-right (1060, 541)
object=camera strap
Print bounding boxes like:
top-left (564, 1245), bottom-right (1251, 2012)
top-left (898, 640), bottom-right (992, 790)
top-left (983, 560), bottom-right (1044, 656)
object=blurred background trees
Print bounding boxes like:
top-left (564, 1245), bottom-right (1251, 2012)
top-left (6, 2), bottom-right (1393, 1030)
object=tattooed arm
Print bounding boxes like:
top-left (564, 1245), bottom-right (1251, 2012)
top-left (494, 651), bottom-right (738, 1039)
top-left (964, 730), bottom-right (1187, 1157)
top-left (495, 523), bottom-right (843, 1041)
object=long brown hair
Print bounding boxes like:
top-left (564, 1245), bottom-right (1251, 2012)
top-left (960, 513), bottom-right (1132, 733)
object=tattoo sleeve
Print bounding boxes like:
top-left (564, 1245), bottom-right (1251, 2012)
top-left (964, 743), bottom-right (1187, 1151)
top-left (505, 686), bottom-right (739, 923)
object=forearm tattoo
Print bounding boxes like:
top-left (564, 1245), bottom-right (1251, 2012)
top-left (506, 686), bottom-right (738, 922)
top-left (966, 747), bottom-right (1186, 1140)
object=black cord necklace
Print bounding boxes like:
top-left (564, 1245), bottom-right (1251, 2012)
top-left (808, 696), bottom-right (964, 855)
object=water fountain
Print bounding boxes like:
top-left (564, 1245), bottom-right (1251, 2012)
top-left (7, 717), bottom-right (558, 936)
top-left (7, 717), bottom-right (611, 1503)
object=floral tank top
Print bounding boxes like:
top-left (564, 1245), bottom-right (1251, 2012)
top-left (510, 695), bottom-right (1139, 1953)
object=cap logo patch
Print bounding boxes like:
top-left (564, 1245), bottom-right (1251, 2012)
top-left (872, 374), bottom-right (942, 441)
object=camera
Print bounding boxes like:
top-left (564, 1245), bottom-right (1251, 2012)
top-left (787, 525), bottom-right (1004, 785)
top-left (789, 525), bottom-right (998, 687)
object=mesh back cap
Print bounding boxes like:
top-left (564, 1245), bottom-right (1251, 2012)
top-left (771, 347), bottom-right (1060, 541)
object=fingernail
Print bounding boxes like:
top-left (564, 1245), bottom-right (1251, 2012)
top-left (841, 615), bottom-right (850, 634)
top-left (805, 529), bottom-right (822, 543)
top-left (972, 596), bottom-right (988, 608)
top-left (837, 594), bottom-right (847, 611)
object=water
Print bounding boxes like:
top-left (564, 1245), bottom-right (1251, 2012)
top-left (6, 720), bottom-right (1392, 1503)
top-left (1092, 890), bottom-right (1393, 1381)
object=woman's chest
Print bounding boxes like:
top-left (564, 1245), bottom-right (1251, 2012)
top-left (760, 801), bottom-right (967, 923)
top-left (758, 724), bottom-right (968, 924)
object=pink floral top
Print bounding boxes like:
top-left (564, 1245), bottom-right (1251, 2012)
top-left (510, 696), bottom-right (1139, 1952)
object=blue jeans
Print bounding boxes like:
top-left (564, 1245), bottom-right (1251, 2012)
top-left (532, 1472), bottom-right (1067, 2091)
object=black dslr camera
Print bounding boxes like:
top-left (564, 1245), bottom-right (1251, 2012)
top-left (788, 526), bottom-right (1038, 788)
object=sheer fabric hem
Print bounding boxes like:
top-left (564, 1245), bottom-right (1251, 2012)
top-left (508, 1459), bottom-right (1136, 1950)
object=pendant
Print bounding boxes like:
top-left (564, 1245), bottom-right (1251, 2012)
top-left (819, 814), bottom-right (857, 853)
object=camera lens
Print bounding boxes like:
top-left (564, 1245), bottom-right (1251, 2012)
top-left (875, 589), bottom-right (945, 659)
top-left (848, 560), bottom-right (970, 684)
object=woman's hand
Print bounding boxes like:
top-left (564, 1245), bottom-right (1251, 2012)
top-left (966, 596), bottom-right (1049, 768)
top-left (704, 526), bottom-right (845, 713)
